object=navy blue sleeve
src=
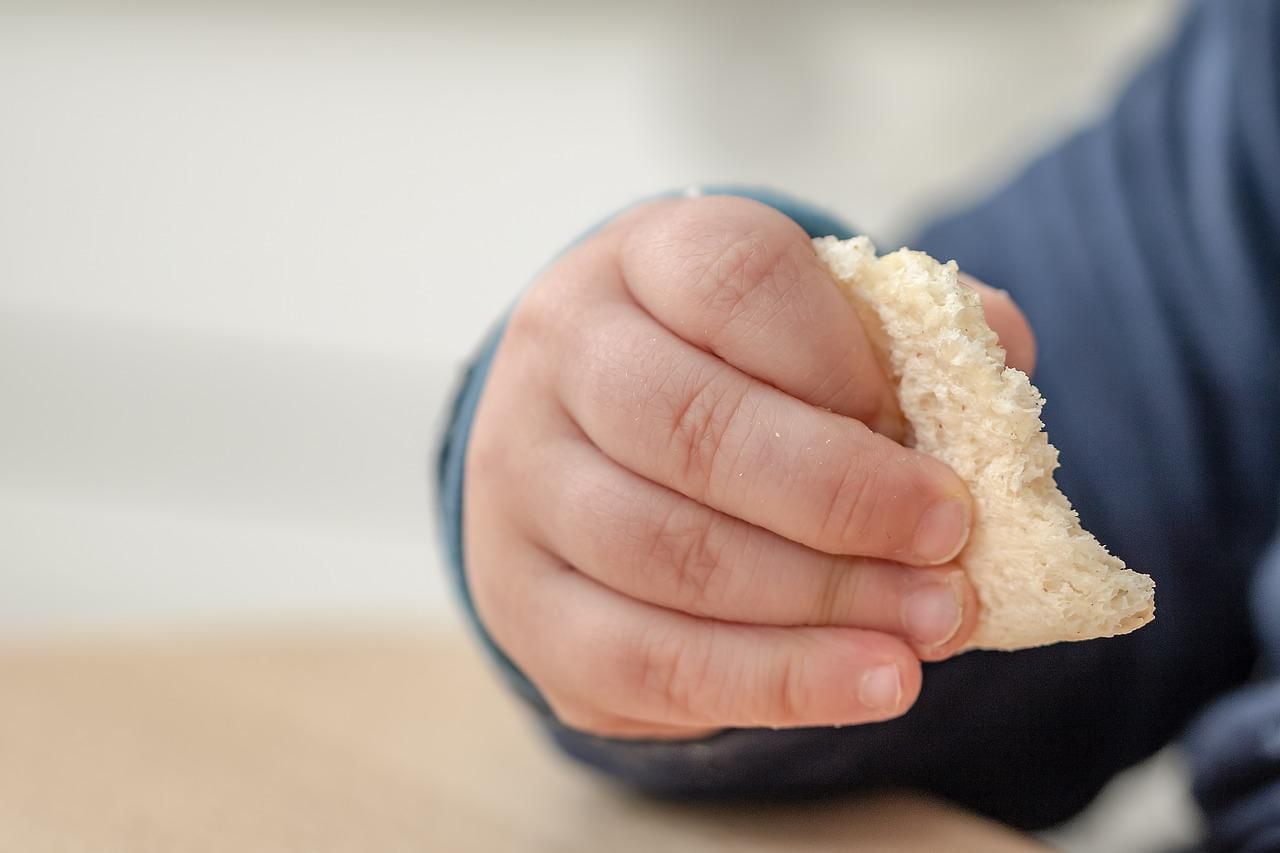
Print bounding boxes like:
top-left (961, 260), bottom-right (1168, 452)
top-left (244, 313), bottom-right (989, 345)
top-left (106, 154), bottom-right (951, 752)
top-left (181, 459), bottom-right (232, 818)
top-left (436, 0), bottom-right (1280, 835)
top-left (1182, 520), bottom-right (1280, 851)
top-left (908, 0), bottom-right (1280, 836)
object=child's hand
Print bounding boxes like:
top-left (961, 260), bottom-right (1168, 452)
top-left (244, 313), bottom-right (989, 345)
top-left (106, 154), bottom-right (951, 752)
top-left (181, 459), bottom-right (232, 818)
top-left (465, 196), bottom-right (1036, 739)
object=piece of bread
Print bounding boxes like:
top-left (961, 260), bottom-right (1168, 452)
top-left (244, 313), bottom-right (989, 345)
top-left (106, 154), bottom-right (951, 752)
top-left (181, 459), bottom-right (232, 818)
top-left (813, 235), bottom-right (1155, 650)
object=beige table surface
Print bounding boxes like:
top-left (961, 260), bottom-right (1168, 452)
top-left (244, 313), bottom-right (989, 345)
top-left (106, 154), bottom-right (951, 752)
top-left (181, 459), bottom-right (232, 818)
top-left (0, 624), bottom-right (1045, 852)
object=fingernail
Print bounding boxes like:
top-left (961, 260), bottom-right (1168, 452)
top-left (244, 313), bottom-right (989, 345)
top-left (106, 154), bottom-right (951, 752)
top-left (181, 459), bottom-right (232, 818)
top-left (902, 576), bottom-right (963, 648)
top-left (912, 499), bottom-right (969, 564)
top-left (858, 664), bottom-right (902, 712)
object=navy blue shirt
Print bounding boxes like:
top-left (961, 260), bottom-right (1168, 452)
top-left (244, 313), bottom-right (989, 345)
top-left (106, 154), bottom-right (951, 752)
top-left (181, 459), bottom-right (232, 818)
top-left (437, 1), bottom-right (1280, 845)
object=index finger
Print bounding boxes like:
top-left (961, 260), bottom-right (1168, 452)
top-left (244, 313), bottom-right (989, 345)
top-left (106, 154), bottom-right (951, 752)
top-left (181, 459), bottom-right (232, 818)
top-left (619, 195), bottom-right (905, 438)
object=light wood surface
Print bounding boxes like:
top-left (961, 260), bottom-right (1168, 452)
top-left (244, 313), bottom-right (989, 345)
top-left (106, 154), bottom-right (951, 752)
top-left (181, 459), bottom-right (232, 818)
top-left (0, 624), bottom-right (1045, 852)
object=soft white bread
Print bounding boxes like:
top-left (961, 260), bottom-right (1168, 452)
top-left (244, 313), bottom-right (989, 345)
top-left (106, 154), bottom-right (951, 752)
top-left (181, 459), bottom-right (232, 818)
top-left (813, 235), bottom-right (1155, 650)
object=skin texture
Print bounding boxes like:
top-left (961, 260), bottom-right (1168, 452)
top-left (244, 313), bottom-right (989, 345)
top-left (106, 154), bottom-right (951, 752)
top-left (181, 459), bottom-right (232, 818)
top-left (465, 196), bottom-right (1037, 739)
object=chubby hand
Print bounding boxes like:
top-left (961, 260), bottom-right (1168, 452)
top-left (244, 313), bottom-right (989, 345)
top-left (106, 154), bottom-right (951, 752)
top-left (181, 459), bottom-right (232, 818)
top-left (465, 195), bottom-right (1036, 739)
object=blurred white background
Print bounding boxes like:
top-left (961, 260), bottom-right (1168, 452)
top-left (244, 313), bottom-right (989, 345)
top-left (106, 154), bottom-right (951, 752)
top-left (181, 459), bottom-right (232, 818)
top-left (0, 0), bottom-right (1182, 636)
top-left (1, 2), bottom-right (1200, 849)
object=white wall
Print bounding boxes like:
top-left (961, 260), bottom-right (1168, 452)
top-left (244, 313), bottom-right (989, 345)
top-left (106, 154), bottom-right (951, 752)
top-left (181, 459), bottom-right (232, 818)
top-left (0, 1), bottom-right (1180, 634)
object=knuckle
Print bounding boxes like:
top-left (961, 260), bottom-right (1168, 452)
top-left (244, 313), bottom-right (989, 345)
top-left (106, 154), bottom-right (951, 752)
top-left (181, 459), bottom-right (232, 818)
top-left (505, 294), bottom-right (542, 347)
top-left (647, 507), bottom-right (732, 615)
top-left (816, 448), bottom-right (883, 551)
top-left (640, 197), bottom-right (811, 335)
top-left (510, 235), bottom-right (619, 356)
top-left (687, 233), bottom-right (797, 339)
top-left (634, 625), bottom-right (716, 724)
top-left (769, 651), bottom-right (807, 725)
top-left (733, 645), bottom-right (808, 727)
top-left (811, 559), bottom-right (865, 626)
top-left (506, 278), bottom-right (562, 349)
top-left (689, 227), bottom-right (775, 312)
top-left (667, 370), bottom-right (749, 495)
top-left (464, 418), bottom-right (503, 488)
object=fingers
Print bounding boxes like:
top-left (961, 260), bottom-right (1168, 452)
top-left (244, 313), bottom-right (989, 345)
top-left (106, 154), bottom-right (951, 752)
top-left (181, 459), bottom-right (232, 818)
top-left (519, 435), bottom-right (976, 658)
top-left (619, 196), bottom-right (904, 438)
top-left (556, 300), bottom-right (972, 565)
top-left (479, 541), bottom-right (923, 731)
top-left (615, 196), bottom-right (1037, 410)
top-left (960, 274), bottom-right (1038, 376)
